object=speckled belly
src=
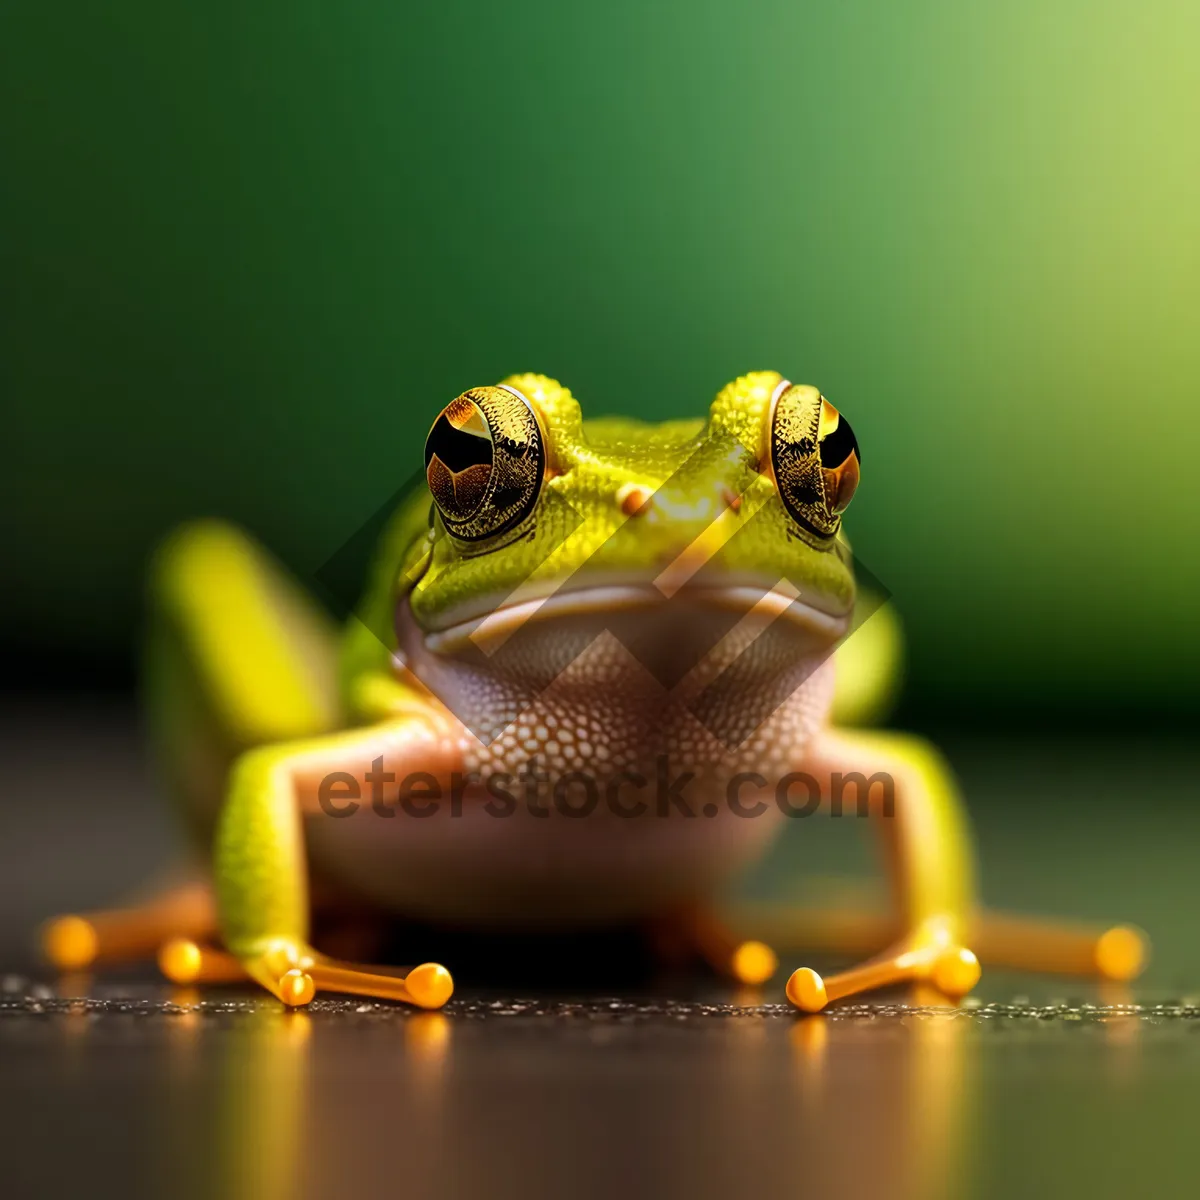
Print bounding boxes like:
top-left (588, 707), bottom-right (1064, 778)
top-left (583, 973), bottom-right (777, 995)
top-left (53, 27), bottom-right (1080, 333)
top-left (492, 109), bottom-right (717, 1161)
top-left (307, 633), bottom-right (835, 927)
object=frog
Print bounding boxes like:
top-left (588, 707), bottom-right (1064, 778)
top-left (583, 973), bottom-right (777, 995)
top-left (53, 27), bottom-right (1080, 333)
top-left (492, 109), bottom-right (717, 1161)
top-left (40, 372), bottom-right (1147, 1010)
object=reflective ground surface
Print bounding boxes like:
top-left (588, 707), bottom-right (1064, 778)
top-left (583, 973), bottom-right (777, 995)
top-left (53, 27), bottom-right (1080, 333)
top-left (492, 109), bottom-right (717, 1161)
top-left (2, 701), bottom-right (1198, 1199)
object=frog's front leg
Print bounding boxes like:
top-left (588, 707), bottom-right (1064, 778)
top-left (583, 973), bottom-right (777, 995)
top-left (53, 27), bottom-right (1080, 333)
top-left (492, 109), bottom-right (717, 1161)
top-left (214, 719), bottom-right (458, 1009)
top-left (784, 728), bottom-right (982, 1012)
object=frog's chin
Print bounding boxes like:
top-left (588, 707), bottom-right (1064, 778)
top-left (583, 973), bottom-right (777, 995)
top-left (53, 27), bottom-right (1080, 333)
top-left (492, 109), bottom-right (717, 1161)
top-left (404, 578), bottom-right (852, 659)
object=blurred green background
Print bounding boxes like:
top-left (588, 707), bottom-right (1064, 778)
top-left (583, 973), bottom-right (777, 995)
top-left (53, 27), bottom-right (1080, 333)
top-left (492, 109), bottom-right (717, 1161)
top-left (5, 1), bottom-right (1198, 723)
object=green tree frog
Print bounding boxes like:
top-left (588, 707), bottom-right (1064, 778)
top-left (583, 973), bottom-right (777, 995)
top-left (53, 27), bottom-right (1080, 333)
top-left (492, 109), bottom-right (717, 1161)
top-left (41, 373), bottom-right (1146, 1010)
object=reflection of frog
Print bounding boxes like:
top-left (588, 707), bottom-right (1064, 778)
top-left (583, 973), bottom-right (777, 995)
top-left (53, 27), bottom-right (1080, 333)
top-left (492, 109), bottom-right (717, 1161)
top-left (42, 372), bottom-right (1146, 1010)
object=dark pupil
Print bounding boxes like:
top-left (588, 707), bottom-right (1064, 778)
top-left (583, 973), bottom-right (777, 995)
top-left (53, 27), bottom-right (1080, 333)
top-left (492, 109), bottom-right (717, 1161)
top-left (424, 411), bottom-right (492, 473)
top-left (818, 415), bottom-right (860, 468)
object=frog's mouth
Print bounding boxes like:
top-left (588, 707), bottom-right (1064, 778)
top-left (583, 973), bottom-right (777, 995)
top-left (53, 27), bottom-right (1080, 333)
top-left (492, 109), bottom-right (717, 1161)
top-left (394, 576), bottom-right (849, 746)
top-left (403, 574), bottom-right (852, 659)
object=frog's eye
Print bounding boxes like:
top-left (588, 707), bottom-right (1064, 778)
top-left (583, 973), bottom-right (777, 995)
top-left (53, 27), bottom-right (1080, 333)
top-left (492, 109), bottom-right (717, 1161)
top-left (769, 383), bottom-right (860, 538)
top-left (424, 385), bottom-right (545, 541)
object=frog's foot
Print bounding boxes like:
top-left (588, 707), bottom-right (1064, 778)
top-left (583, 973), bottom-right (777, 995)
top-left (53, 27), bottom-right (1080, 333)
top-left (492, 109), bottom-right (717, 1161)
top-left (41, 879), bottom-right (216, 972)
top-left (676, 908), bottom-right (779, 986)
top-left (785, 919), bottom-right (980, 1013)
top-left (157, 938), bottom-right (250, 985)
top-left (972, 912), bottom-right (1147, 982)
top-left (733, 902), bottom-right (1147, 990)
top-left (237, 941), bottom-right (454, 1010)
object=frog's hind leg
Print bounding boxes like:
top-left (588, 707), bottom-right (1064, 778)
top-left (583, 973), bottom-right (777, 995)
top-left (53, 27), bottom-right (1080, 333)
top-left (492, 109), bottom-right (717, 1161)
top-left (974, 911), bottom-right (1146, 981)
top-left (157, 937), bottom-right (249, 985)
top-left (41, 520), bottom-right (341, 980)
top-left (664, 907), bottom-right (781, 986)
top-left (144, 519), bottom-right (343, 833)
top-left (41, 877), bottom-right (217, 973)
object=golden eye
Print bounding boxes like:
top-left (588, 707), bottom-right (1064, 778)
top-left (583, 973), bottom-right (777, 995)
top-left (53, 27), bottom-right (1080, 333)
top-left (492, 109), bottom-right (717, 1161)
top-left (424, 385), bottom-right (545, 541)
top-left (769, 383), bottom-right (861, 537)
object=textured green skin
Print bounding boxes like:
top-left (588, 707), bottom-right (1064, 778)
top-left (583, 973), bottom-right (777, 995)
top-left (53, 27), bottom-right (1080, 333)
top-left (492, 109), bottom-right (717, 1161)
top-left (410, 372), bottom-right (854, 628)
top-left (216, 746), bottom-right (307, 957)
top-left (343, 372), bottom-right (855, 704)
top-left (205, 371), bottom-right (880, 961)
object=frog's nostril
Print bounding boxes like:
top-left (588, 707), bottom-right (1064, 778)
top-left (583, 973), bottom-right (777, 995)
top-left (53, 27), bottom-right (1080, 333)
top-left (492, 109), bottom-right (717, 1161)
top-left (617, 483), bottom-right (654, 517)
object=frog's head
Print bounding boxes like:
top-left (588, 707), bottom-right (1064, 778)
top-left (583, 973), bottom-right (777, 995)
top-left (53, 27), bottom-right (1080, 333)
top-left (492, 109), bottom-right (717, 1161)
top-left (395, 372), bottom-right (861, 745)
top-left (405, 371), bottom-right (859, 636)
